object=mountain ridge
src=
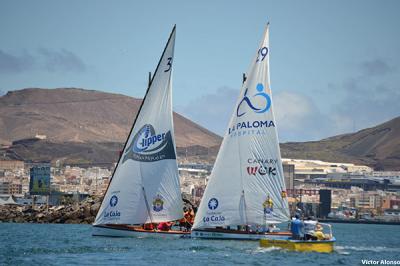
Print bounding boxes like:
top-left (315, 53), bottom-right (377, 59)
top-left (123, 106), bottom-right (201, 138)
top-left (0, 88), bottom-right (222, 147)
top-left (1, 88), bottom-right (399, 170)
top-left (281, 116), bottom-right (400, 170)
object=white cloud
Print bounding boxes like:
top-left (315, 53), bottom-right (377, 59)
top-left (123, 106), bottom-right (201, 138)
top-left (178, 88), bottom-right (337, 142)
top-left (274, 92), bottom-right (316, 129)
top-left (274, 91), bottom-right (334, 141)
top-left (333, 58), bottom-right (400, 133)
top-left (178, 86), bottom-right (238, 136)
top-left (177, 57), bottom-right (400, 143)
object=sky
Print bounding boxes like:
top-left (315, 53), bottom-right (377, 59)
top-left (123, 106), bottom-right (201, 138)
top-left (1, 0), bottom-right (399, 142)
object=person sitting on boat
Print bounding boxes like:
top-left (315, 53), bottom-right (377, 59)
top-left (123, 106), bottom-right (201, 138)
top-left (255, 225), bottom-right (263, 233)
top-left (184, 208), bottom-right (194, 230)
top-left (179, 208), bottom-right (187, 230)
top-left (313, 223), bottom-right (328, 240)
top-left (189, 209), bottom-right (195, 224)
top-left (290, 214), bottom-right (304, 240)
top-left (179, 216), bottom-right (186, 231)
top-left (303, 217), bottom-right (317, 240)
top-left (157, 222), bottom-right (172, 231)
top-left (267, 223), bottom-right (280, 233)
top-left (263, 196), bottom-right (274, 214)
top-left (143, 223), bottom-right (155, 231)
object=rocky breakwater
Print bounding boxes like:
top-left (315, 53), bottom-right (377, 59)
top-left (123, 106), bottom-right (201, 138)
top-left (0, 197), bottom-right (101, 224)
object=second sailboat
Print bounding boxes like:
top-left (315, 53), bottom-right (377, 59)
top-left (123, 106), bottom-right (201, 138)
top-left (191, 24), bottom-right (291, 240)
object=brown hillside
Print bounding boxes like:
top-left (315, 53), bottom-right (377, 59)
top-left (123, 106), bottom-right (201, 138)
top-left (1, 88), bottom-right (399, 170)
top-left (0, 88), bottom-right (222, 148)
top-left (281, 116), bottom-right (400, 170)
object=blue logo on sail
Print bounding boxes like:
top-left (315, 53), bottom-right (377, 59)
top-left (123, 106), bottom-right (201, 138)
top-left (133, 124), bottom-right (167, 153)
top-left (203, 198), bottom-right (225, 224)
top-left (122, 124), bottom-right (176, 163)
top-left (208, 198), bottom-right (219, 210)
top-left (236, 83), bottom-right (271, 117)
top-left (104, 194), bottom-right (121, 219)
top-left (109, 195), bottom-right (118, 207)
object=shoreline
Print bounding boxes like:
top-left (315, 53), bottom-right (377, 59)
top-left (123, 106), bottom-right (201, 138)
top-left (319, 218), bottom-right (400, 226)
top-left (2, 200), bottom-right (400, 226)
top-left (0, 197), bottom-right (99, 224)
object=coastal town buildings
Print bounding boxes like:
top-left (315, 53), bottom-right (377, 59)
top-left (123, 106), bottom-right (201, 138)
top-left (0, 160), bottom-right (24, 171)
top-left (0, 181), bottom-right (22, 195)
top-left (0, 158), bottom-right (399, 222)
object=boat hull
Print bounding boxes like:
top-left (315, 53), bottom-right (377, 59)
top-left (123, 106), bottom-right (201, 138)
top-left (260, 237), bottom-right (336, 253)
top-left (92, 225), bottom-right (190, 238)
top-left (191, 228), bottom-right (292, 240)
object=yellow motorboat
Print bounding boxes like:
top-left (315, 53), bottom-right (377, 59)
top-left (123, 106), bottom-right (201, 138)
top-left (260, 237), bottom-right (335, 253)
top-left (260, 222), bottom-right (336, 253)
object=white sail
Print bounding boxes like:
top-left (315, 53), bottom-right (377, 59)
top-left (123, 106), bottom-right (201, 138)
top-left (193, 24), bottom-right (290, 229)
top-left (94, 26), bottom-right (183, 225)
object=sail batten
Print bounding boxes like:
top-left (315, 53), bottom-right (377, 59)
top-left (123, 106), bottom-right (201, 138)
top-left (193, 24), bottom-right (290, 229)
top-left (94, 27), bottom-right (183, 226)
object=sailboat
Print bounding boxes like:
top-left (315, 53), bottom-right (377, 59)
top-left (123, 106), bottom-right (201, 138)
top-left (191, 23), bottom-right (293, 240)
top-left (92, 26), bottom-right (189, 238)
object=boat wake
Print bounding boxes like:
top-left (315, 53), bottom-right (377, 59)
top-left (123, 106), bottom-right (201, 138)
top-left (189, 245), bottom-right (224, 253)
top-left (335, 245), bottom-right (400, 254)
top-left (251, 246), bottom-right (282, 253)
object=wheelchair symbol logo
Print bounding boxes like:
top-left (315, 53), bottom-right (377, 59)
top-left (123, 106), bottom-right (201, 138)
top-left (236, 83), bottom-right (271, 117)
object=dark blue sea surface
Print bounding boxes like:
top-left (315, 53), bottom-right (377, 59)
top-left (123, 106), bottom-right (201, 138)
top-left (0, 223), bottom-right (399, 265)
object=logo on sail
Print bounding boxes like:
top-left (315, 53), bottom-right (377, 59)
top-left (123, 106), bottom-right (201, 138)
top-left (109, 195), bottom-right (118, 207)
top-left (203, 197), bottom-right (225, 225)
top-left (246, 165), bottom-right (276, 177)
top-left (229, 83), bottom-right (274, 137)
top-left (247, 158), bottom-right (277, 177)
top-left (208, 198), bottom-right (219, 210)
top-left (122, 124), bottom-right (176, 163)
top-left (104, 194), bottom-right (121, 219)
top-left (152, 194), bottom-right (164, 212)
top-left (236, 83), bottom-right (271, 117)
top-left (247, 166), bottom-right (259, 175)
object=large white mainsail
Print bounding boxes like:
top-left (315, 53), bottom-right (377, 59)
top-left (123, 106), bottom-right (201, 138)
top-left (193, 24), bottom-right (290, 230)
top-left (94, 26), bottom-right (183, 226)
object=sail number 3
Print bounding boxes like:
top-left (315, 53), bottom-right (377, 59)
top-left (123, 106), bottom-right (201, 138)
top-left (164, 57), bottom-right (173, 72)
top-left (256, 47), bottom-right (268, 63)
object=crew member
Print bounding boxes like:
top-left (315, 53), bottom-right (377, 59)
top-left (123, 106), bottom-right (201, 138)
top-left (303, 217), bottom-right (317, 240)
top-left (184, 208), bottom-right (194, 230)
top-left (157, 222), bottom-right (172, 231)
top-left (290, 214), bottom-right (304, 240)
top-left (143, 223), bottom-right (155, 230)
top-left (313, 223), bottom-right (327, 240)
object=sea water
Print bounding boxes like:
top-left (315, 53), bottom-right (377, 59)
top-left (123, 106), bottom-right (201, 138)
top-left (0, 223), bottom-right (399, 265)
